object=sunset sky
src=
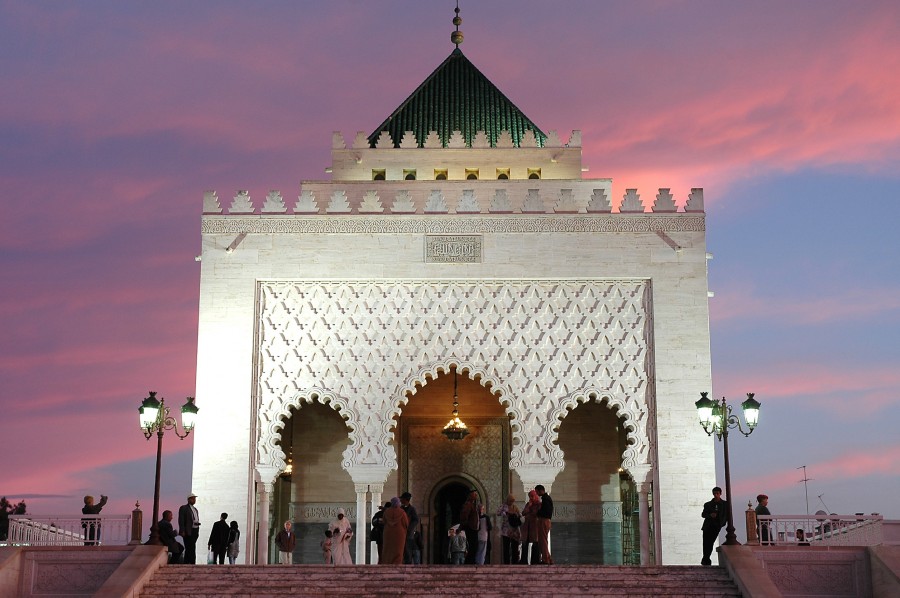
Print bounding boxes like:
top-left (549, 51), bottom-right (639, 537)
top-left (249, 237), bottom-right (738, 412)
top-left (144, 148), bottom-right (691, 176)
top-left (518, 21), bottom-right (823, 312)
top-left (2, 1), bottom-right (898, 526)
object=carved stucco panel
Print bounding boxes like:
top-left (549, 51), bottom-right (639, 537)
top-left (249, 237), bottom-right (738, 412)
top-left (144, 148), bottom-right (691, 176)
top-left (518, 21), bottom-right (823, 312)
top-left (256, 279), bottom-right (652, 481)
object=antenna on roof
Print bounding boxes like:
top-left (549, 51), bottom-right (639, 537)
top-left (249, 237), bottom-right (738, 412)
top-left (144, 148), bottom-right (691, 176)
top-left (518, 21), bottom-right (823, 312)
top-left (798, 465), bottom-right (813, 517)
top-left (451, 1), bottom-right (464, 47)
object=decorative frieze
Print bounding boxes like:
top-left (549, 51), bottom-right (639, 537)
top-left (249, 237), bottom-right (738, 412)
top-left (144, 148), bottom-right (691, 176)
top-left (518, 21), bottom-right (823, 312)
top-left (202, 214), bottom-right (705, 235)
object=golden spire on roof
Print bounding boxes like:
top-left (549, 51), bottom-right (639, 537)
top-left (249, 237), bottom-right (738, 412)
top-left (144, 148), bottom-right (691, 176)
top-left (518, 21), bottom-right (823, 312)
top-left (451, 2), bottom-right (463, 47)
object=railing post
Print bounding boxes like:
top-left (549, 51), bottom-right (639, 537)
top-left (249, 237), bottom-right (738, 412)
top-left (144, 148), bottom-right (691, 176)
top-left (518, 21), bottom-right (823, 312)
top-left (745, 502), bottom-right (759, 545)
top-left (131, 501), bottom-right (144, 545)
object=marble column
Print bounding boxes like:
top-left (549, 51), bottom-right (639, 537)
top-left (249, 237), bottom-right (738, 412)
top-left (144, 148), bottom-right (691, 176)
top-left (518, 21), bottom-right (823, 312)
top-left (355, 483), bottom-right (368, 564)
top-left (257, 480), bottom-right (273, 564)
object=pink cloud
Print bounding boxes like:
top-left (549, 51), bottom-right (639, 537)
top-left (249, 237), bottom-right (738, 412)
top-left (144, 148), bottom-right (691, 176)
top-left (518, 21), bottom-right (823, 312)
top-left (710, 286), bottom-right (900, 326)
top-left (734, 444), bottom-right (900, 498)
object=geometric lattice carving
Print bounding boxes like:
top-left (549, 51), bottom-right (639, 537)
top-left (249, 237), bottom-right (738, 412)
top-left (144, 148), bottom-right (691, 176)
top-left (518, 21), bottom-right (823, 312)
top-left (255, 279), bottom-right (652, 484)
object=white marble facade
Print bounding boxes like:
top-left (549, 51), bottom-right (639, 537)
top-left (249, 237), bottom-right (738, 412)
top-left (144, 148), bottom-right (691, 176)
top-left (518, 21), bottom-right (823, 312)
top-left (191, 133), bottom-right (715, 566)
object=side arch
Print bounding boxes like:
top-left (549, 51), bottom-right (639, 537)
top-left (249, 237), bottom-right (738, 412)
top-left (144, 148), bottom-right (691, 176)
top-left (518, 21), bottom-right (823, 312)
top-left (256, 386), bottom-right (359, 482)
top-left (549, 387), bottom-right (652, 479)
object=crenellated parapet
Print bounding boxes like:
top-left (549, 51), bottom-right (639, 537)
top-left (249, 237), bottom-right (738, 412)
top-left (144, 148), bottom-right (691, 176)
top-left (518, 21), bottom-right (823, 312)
top-left (202, 186), bottom-right (704, 216)
top-left (334, 129), bottom-right (582, 150)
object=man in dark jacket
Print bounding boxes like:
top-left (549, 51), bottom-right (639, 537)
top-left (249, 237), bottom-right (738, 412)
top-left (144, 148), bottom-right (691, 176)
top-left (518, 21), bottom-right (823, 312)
top-left (535, 485), bottom-right (554, 565)
top-left (400, 492), bottom-right (420, 564)
top-left (178, 493), bottom-right (201, 564)
top-left (208, 512), bottom-right (230, 564)
top-left (701, 486), bottom-right (728, 566)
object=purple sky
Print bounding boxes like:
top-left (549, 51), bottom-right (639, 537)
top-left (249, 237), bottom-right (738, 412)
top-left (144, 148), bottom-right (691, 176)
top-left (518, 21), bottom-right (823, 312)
top-left (2, 1), bottom-right (898, 522)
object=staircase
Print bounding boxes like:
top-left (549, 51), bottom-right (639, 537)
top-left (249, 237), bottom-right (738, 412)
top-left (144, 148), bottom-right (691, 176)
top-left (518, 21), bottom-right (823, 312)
top-left (140, 564), bottom-right (741, 597)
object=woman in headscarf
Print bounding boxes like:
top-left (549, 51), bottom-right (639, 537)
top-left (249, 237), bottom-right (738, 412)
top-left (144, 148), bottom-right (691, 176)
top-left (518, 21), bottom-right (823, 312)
top-left (330, 507), bottom-right (354, 565)
top-left (379, 497), bottom-right (409, 565)
top-left (518, 489), bottom-right (542, 564)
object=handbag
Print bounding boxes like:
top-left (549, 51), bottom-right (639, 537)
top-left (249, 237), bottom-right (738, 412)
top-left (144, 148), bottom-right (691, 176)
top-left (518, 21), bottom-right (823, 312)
top-left (207, 550), bottom-right (215, 564)
top-left (508, 512), bottom-right (522, 528)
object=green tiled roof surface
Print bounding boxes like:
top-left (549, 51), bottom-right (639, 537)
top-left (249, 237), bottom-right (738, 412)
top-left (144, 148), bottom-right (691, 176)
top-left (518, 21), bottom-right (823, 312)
top-left (368, 48), bottom-right (546, 148)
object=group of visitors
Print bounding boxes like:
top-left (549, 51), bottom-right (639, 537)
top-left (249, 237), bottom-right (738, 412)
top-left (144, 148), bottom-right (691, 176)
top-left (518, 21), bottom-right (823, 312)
top-left (156, 493), bottom-right (240, 565)
top-left (451, 485), bottom-right (553, 565)
top-left (371, 491), bottom-right (422, 564)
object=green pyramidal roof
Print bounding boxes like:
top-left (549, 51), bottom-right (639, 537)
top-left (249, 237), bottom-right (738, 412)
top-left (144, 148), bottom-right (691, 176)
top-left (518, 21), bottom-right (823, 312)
top-left (368, 48), bottom-right (546, 149)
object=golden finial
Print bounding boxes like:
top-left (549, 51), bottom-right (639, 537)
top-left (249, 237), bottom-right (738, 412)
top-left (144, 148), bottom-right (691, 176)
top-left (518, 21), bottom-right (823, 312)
top-left (451, 2), bottom-right (463, 46)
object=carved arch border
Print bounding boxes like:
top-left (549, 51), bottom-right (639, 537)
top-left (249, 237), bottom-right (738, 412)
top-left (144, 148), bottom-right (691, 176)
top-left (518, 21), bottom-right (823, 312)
top-left (549, 387), bottom-right (652, 479)
top-left (256, 386), bottom-right (360, 474)
top-left (391, 359), bottom-right (557, 466)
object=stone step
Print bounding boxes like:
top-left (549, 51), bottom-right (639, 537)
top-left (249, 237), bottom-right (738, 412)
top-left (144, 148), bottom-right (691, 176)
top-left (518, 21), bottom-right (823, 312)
top-left (140, 565), bottom-right (740, 598)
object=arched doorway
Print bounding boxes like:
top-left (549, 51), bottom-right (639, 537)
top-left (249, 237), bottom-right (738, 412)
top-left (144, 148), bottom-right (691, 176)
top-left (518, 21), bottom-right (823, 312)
top-left (431, 480), bottom-right (470, 564)
top-left (392, 366), bottom-right (513, 564)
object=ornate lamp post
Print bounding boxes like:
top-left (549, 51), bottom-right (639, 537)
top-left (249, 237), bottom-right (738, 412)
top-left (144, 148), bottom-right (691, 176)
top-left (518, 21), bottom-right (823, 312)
top-left (695, 391), bottom-right (761, 545)
top-left (139, 391), bottom-right (198, 545)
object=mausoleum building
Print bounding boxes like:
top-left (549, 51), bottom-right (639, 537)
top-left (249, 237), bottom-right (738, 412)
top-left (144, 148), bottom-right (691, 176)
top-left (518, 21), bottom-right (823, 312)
top-left (192, 21), bottom-right (715, 566)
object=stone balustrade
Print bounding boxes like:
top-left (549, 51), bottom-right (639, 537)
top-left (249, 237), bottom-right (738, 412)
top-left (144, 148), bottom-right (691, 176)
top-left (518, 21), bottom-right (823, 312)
top-left (755, 513), bottom-right (884, 547)
top-left (7, 515), bottom-right (136, 546)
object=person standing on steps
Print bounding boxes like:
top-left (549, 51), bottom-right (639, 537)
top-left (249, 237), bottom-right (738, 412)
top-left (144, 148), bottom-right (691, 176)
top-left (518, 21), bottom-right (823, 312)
top-left (701, 486), bottom-right (728, 566)
top-left (178, 493), bottom-right (201, 564)
top-left (535, 485), bottom-right (554, 565)
top-left (274, 520), bottom-right (296, 564)
top-left (226, 521), bottom-right (241, 564)
top-left (370, 502), bottom-right (389, 562)
top-left (459, 489), bottom-right (480, 564)
top-left (399, 491), bottom-right (420, 564)
top-left (518, 489), bottom-right (542, 564)
top-left (208, 512), bottom-right (230, 564)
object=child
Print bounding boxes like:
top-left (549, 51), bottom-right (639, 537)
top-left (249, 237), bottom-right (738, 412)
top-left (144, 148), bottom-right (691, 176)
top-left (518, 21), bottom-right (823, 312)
top-left (321, 529), bottom-right (333, 564)
top-left (449, 527), bottom-right (467, 565)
